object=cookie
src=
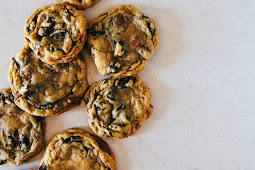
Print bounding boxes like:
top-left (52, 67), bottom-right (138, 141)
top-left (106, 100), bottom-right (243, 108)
top-left (39, 128), bottom-right (116, 170)
top-left (84, 75), bottom-right (152, 139)
top-left (56, 0), bottom-right (100, 9)
top-left (8, 44), bottom-right (88, 116)
top-left (88, 5), bottom-right (159, 77)
top-left (0, 88), bottom-right (44, 166)
top-left (24, 4), bottom-right (87, 64)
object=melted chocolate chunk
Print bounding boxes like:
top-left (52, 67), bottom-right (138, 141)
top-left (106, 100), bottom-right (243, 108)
top-left (7, 135), bottom-right (16, 148)
top-left (94, 90), bottom-right (99, 100)
top-left (27, 14), bottom-right (38, 32)
top-left (12, 58), bottom-right (22, 68)
top-left (24, 90), bottom-right (36, 99)
top-left (0, 160), bottom-right (7, 165)
top-left (64, 6), bottom-right (71, 21)
top-left (106, 92), bottom-right (115, 101)
top-left (0, 93), bottom-right (13, 103)
top-left (50, 31), bottom-right (66, 39)
top-left (22, 135), bottom-right (30, 146)
top-left (108, 131), bottom-right (113, 137)
top-left (112, 39), bottom-right (117, 46)
top-left (116, 104), bottom-right (125, 111)
top-left (89, 30), bottom-right (105, 36)
top-left (142, 14), bottom-right (149, 18)
top-left (38, 103), bottom-right (53, 109)
top-left (39, 165), bottom-right (47, 170)
top-left (119, 39), bottom-right (124, 46)
top-left (94, 105), bottom-right (102, 112)
top-left (147, 22), bottom-right (155, 36)
top-left (126, 116), bottom-right (131, 121)
top-left (108, 62), bottom-right (121, 74)
top-left (116, 76), bottom-right (136, 89)
top-left (63, 136), bottom-right (82, 143)
top-left (43, 18), bottom-right (55, 36)
top-left (85, 98), bottom-right (90, 104)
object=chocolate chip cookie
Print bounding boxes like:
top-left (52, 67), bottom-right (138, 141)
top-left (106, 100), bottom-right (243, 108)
top-left (88, 5), bottom-right (159, 77)
top-left (24, 4), bottom-right (87, 64)
top-left (56, 0), bottom-right (100, 9)
top-left (39, 128), bottom-right (116, 170)
top-left (8, 44), bottom-right (88, 116)
top-left (0, 88), bottom-right (45, 166)
top-left (84, 75), bottom-right (152, 139)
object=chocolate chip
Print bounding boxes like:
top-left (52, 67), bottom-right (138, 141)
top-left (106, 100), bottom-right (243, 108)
top-left (116, 76), bottom-right (136, 89)
top-left (27, 14), bottom-right (38, 32)
top-left (119, 39), bottom-right (124, 46)
top-left (64, 6), bottom-right (71, 21)
top-left (94, 104), bottom-right (101, 112)
top-left (126, 116), bottom-right (131, 121)
top-left (108, 62), bottom-right (121, 74)
top-left (0, 93), bottom-right (13, 103)
top-left (71, 41), bottom-right (77, 48)
top-left (114, 13), bottom-right (128, 25)
top-left (85, 98), bottom-right (90, 104)
top-left (142, 14), bottom-right (149, 18)
top-left (12, 58), bottom-right (22, 68)
top-left (24, 90), bottom-right (35, 99)
top-left (22, 135), bottom-right (29, 146)
top-left (38, 103), bottom-right (53, 109)
top-left (7, 135), bottom-right (16, 148)
top-left (112, 39), bottom-right (117, 46)
top-left (50, 31), bottom-right (66, 39)
top-left (43, 23), bottom-right (55, 37)
top-left (108, 131), bottom-right (113, 137)
top-left (94, 91), bottom-right (99, 99)
top-left (89, 30), bottom-right (105, 36)
top-left (0, 160), bottom-right (7, 165)
top-left (39, 165), bottom-right (47, 170)
top-left (147, 22), bottom-right (155, 36)
top-left (116, 104), bottom-right (125, 111)
top-left (63, 136), bottom-right (82, 143)
top-left (106, 92), bottom-right (115, 101)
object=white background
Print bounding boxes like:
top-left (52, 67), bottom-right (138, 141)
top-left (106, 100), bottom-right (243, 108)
top-left (0, 0), bottom-right (255, 169)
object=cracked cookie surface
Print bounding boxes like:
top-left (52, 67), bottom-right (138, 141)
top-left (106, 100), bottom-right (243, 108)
top-left (0, 88), bottom-right (44, 166)
top-left (24, 4), bottom-right (87, 64)
top-left (8, 44), bottom-right (88, 116)
top-left (84, 75), bottom-right (152, 139)
top-left (39, 128), bottom-right (116, 170)
top-left (56, 0), bottom-right (100, 9)
top-left (88, 5), bottom-right (159, 77)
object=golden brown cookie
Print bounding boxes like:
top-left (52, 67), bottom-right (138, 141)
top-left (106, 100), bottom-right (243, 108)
top-left (56, 0), bottom-right (100, 9)
top-left (88, 5), bottom-right (159, 77)
top-left (39, 128), bottom-right (116, 170)
top-left (84, 75), bottom-right (152, 139)
top-left (24, 4), bottom-right (87, 64)
top-left (8, 44), bottom-right (88, 116)
top-left (0, 88), bottom-right (45, 166)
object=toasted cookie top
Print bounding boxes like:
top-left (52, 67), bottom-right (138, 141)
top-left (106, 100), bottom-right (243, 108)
top-left (56, 0), bottom-right (100, 9)
top-left (84, 75), bottom-right (152, 139)
top-left (24, 4), bottom-right (87, 64)
top-left (88, 5), bottom-right (159, 77)
top-left (0, 88), bottom-right (44, 166)
top-left (39, 128), bottom-right (116, 170)
top-left (8, 44), bottom-right (88, 116)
